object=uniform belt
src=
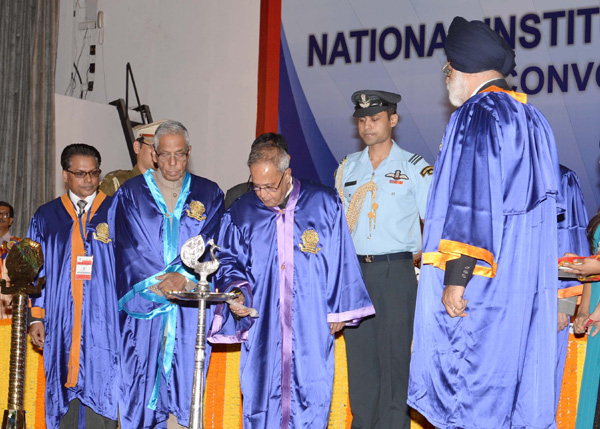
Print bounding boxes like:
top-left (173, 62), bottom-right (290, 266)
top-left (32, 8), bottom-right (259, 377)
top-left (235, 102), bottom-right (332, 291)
top-left (357, 252), bottom-right (413, 263)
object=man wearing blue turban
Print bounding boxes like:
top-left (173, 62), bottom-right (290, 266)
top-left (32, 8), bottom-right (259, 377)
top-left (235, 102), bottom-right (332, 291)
top-left (408, 16), bottom-right (563, 428)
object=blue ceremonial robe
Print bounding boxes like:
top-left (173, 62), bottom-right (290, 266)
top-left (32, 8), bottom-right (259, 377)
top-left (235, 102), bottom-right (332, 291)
top-left (28, 193), bottom-right (119, 429)
top-left (111, 171), bottom-right (224, 429)
top-left (208, 179), bottom-right (374, 429)
top-left (408, 88), bottom-right (563, 428)
top-left (556, 165), bottom-right (588, 409)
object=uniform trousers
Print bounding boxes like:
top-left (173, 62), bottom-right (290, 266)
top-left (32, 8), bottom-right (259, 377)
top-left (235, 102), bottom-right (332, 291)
top-left (345, 256), bottom-right (417, 429)
top-left (59, 398), bottom-right (117, 429)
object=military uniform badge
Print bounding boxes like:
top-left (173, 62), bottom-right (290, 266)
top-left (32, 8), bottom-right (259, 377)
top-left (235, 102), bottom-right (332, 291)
top-left (299, 229), bottom-right (322, 254)
top-left (385, 170), bottom-right (409, 181)
top-left (359, 93), bottom-right (371, 108)
top-left (93, 223), bottom-right (112, 243)
top-left (420, 166), bottom-right (434, 177)
top-left (186, 201), bottom-right (207, 221)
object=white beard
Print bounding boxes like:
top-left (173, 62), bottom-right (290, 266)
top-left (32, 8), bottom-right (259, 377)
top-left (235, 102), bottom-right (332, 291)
top-left (447, 72), bottom-right (469, 107)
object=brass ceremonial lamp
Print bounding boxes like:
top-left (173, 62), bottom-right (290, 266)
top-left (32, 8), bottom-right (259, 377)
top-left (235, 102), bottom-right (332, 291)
top-left (1, 239), bottom-right (44, 429)
top-left (167, 235), bottom-right (237, 429)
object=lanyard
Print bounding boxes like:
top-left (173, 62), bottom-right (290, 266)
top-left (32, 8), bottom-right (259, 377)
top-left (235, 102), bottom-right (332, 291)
top-left (78, 207), bottom-right (92, 255)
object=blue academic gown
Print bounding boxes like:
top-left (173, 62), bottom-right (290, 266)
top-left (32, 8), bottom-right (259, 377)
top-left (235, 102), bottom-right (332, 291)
top-left (111, 171), bottom-right (224, 429)
top-left (555, 165), bottom-right (588, 409)
top-left (408, 89), bottom-right (563, 429)
top-left (28, 193), bottom-right (119, 429)
top-left (208, 179), bottom-right (375, 429)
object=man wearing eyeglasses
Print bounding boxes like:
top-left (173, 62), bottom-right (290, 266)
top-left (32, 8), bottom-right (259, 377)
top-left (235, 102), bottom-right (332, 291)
top-left (209, 141), bottom-right (374, 428)
top-left (408, 17), bottom-right (562, 429)
top-left (99, 119), bottom-right (166, 196)
top-left (27, 143), bottom-right (119, 428)
top-left (224, 132), bottom-right (288, 209)
top-left (111, 120), bottom-right (224, 429)
top-left (0, 202), bottom-right (15, 246)
top-left (334, 90), bottom-right (432, 429)
top-left (0, 201), bottom-right (19, 318)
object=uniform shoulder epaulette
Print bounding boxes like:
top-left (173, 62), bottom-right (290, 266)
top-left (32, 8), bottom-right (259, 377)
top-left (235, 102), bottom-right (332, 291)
top-left (99, 169), bottom-right (132, 196)
top-left (408, 154), bottom-right (423, 165)
top-left (102, 169), bottom-right (129, 181)
top-left (334, 157), bottom-right (348, 178)
top-left (420, 166), bottom-right (434, 177)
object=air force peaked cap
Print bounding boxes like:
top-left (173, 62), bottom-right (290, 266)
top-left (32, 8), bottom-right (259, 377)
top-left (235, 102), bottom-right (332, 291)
top-left (444, 16), bottom-right (516, 76)
top-left (351, 90), bottom-right (402, 118)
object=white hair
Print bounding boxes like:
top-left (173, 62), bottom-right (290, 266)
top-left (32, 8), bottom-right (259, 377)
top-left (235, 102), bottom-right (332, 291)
top-left (153, 120), bottom-right (190, 149)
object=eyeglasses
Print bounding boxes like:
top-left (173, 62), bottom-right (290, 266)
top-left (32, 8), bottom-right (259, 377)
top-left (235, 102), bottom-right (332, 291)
top-left (0, 212), bottom-right (11, 219)
top-left (442, 61), bottom-right (452, 78)
top-left (249, 169), bottom-right (288, 193)
top-left (66, 169), bottom-right (102, 179)
top-left (156, 150), bottom-right (189, 162)
top-left (137, 138), bottom-right (154, 148)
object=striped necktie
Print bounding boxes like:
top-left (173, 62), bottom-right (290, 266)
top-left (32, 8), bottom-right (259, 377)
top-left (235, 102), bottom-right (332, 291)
top-left (76, 200), bottom-right (87, 218)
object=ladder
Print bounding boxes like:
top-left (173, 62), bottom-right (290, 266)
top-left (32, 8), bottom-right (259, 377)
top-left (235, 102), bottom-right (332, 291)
top-left (109, 63), bottom-right (153, 166)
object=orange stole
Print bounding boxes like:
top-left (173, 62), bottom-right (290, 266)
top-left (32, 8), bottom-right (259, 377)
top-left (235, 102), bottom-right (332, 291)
top-left (480, 85), bottom-right (528, 104)
top-left (423, 239), bottom-right (497, 278)
top-left (59, 192), bottom-right (106, 388)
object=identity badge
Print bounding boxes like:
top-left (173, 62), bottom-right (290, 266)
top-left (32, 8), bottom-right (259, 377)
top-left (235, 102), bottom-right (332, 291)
top-left (75, 255), bottom-right (94, 280)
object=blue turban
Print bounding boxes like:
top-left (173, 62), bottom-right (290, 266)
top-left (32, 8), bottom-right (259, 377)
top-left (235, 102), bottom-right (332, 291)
top-left (444, 16), bottom-right (516, 76)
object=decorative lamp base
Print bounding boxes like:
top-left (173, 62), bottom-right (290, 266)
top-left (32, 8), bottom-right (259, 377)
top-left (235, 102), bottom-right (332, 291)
top-left (2, 410), bottom-right (26, 429)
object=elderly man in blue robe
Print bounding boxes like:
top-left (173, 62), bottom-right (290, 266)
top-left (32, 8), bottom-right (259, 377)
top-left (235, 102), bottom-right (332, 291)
top-left (208, 140), bottom-right (374, 428)
top-left (111, 120), bottom-right (224, 429)
top-left (408, 17), bottom-right (564, 428)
